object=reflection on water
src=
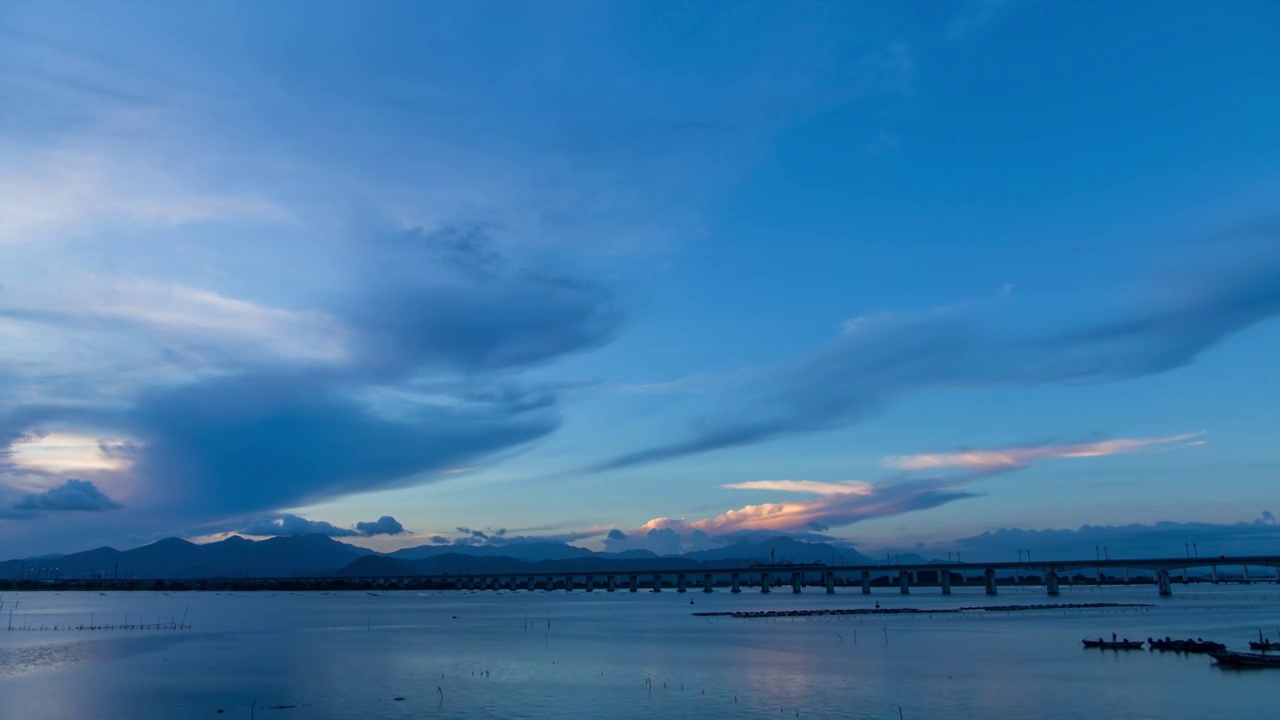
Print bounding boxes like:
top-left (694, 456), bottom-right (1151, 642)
top-left (1, 586), bottom-right (1277, 719)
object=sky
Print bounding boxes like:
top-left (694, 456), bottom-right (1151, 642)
top-left (1, 1), bottom-right (1278, 558)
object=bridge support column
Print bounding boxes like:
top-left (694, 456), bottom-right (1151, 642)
top-left (1157, 569), bottom-right (1172, 596)
top-left (1123, 568), bottom-right (1129, 584)
top-left (629, 574), bottom-right (638, 592)
top-left (941, 570), bottom-right (952, 595)
top-left (1181, 569), bottom-right (1188, 584)
top-left (703, 572), bottom-right (714, 592)
top-left (760, 572), bottom-right (771, 593)
top-left (607, 575), bottom-right (616, 592)
top-left (1046, 570), bottom-right (1060, 596)
top-left (825, 571), bottom-right (835, 594)
top-left (677, 574), bottom-right (687, 593)
top-left (861, 570), bottom-right (871, 594)
top-left (984, 568), bottom-right (997, 595)
top-left (565, 575), bottom-right (573, 592)
top-left (1274, 566), bottom-right (1279, 584)
top-left (546, 575), bottom-right (555, 591)
top-left (1211, 566), bottom-right (1219, 584)
top-left (899, 570), bottom-right (910, 594)
top-left (791, 571), bottom-right (802, 593)
top-left (652, 574), bottom-right (662, 592)
top-left (1242, 565), bottom-right (1251, 584)
top-left (527, 577), bottom-right (536, 591)
top-left (731, 572), bottom-right (741, 593)
top-left (910, 571), bottom-right (918, 585)
top-left (585, 575), bottom-right (594, 592)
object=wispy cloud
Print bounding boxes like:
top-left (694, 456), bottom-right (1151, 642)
top-left (593, 254), bottom-right (1280, 471)
top-left (607, 432), bottom-right (1204, 550)
top-left (721, 479), bottom-right (873, 496)
top-left (884, 434), bottom-right (1204, 472)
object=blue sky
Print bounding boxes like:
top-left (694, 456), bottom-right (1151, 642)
top-left (1, 1), bottom-right (1278, 557)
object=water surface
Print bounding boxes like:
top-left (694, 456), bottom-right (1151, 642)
top-left (2, 584), bottom-right (1276, 718)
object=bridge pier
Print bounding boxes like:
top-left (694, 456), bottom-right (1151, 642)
top-left (790, 571), bottom-right (801, 593)
top-left (760, 571), bottom-right (771, 593)
top-left (861, 570), bottom-right (871, 594)
top-left (1046, 570), bottom-right (1060, 596)
top-left (899, 569), bottom-right (910, 594)
top-left (606, 575), bottom-right (616, 592)
top-left (629, 574), bottom-right (638, 593)
top-left (565, 575), bottom-right (573, 592)
top-left (704, 572), bottom-right (714, 592)
top-left (731, 572), bottom-right (741, 593)
top-left (1275, 567), bottom-right (1279, 584)
top-left (825, 571), bottom-right (835, 594)
top-left (1242, 565), bottom-right (1251, 584)
top-left (1157, 569), bottom-right (1172, 596)
top-left (546, 575), bottom-right (555, 591)
top-left (984, 567), bottom-right (997, 595)
top-left (585, 575), bottom-right (594, 592)
top-left (652, 574), bottom-right (662, 592)
top-left (940, 570), bottom-right (951, 595)
top-left (1123, 568), bottom-right (1129, 584)
top-left (1211, 565), bottom-right (1219, 584)
top-left (677, 573), bottom-right (687, 593)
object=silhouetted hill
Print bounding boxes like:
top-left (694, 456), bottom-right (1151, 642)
top-left (684, 537), bottom-right (874, 566)
top-left (390, 541), bottom-right (597, 562)
top-left (4, 534), bottom-right (886, 580)
top-left (1, 534), bottom-right (369, 579)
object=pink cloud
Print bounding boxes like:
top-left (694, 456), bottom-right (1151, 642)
top-left (611, 433), bottom-right (1205, 551)
top-left (883, 433), bottom-right (1204, 472)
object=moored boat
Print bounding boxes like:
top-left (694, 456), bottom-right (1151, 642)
top-left (1211, 651), bottom-right (1280, 668)
top-left (1083, 638), bottom-right (1144, 650)
top-left (1148, 637), bottom-right (1227, 653)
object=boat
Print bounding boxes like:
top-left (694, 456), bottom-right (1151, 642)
top-left (1247, 640), bottom-right (1276, 651)
top-left (1148, 638), bottom-right (1227, 653)
top-left (1211, 651), bottom-right (1280, 668)
top-left (1082, 638), bottom-right (1145, 650)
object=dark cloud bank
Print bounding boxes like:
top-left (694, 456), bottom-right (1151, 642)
top-left (0, 223), bottom-right (621, 543)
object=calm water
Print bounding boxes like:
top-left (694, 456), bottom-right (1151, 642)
top-left (1, 584), bottom-right (1277, 719)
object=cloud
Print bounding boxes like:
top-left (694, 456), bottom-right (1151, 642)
top-left (240, 513), bottom-right (409, 538)
top-left (606, 433), bottom-right (1203, 548)
top-left (344, 224), bottom-right (622, 376)
top-left (355, 516), bottom-right (407, 536)
top-left (607, 528), bottom-right (627, 540)
top-left (722, 479), bottom-right (874, 496)
top-left (241, 514), bottom-right (358, 537)
top-left (122, 371), bottom-right (556, 521)
top-left (594, 257), bottom-right (1280, 471)
top-left (883, 434), bottom-right (1204, 472)
top-left (13, 479), bottom-right (122, 513)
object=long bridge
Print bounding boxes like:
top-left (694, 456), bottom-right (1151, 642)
top-left (8, 555), bottom-right (1279, 595)
top-left (358, 555), bottom-right (1280, 597)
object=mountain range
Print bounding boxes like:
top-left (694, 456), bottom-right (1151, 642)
top-left (0, 535), bottom-right (874, 580)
